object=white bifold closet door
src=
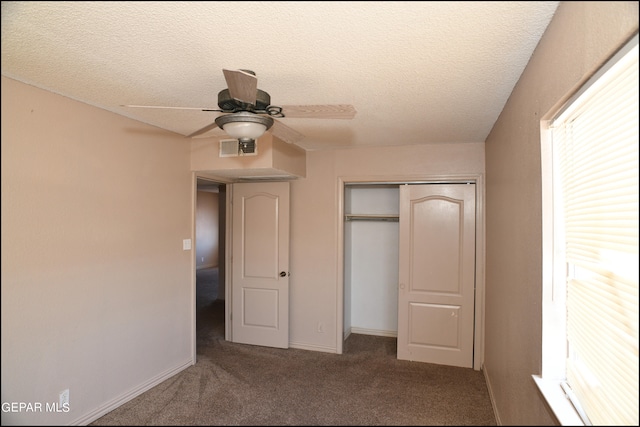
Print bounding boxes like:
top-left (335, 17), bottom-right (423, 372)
top-left (397, 183), bottom-right (476, 368)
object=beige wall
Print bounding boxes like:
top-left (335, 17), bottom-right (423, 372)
top-left (483, 2), bottom-right (638, 425)
top-left (1, 76), bottom-right (194, 425)
top-left (196, 191), bottom-right (219, 269)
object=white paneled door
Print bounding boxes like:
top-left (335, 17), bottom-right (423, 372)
top-left (231, 182), bottom-right (290, 349)
top-left (397, 183), bottom-right (476, 368)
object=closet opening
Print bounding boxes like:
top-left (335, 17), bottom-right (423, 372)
top-left (343, 184), bottom-right (400, 345)
top-left (340, 179), bottom-right (483, 369)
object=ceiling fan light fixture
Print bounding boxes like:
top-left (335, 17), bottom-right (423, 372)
top-left (215, 112), bottom-right (274, 140)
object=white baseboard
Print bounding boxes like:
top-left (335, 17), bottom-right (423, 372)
top-left (482, 364), bottom-right (502, 426)
top-left (196, 264), bottom-right (217, 270)
top-left (350, 327), bottom-right (397, 338)
top-left (289, 341), bottom-right (337, 354)
top-left (72, 358), bottom-right (193, 426)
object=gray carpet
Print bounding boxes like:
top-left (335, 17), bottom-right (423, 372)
top-left (196, 266), bottom-right (219, 311)
top-left (91, 268), bottom-right (497, 425)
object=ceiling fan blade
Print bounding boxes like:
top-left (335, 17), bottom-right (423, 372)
top-left (279, 104), bottom-right (356, 119)
top-left (270, 119), bottom-right (305, 145)
top-left (223, 69), bottom-right (258, 105)
top-left (187, 121), bottom-right (220, 138)
top-left (121, 104), bottom-right (220, 111)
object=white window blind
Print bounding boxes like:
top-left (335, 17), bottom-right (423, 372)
top-left (551, 37), bottom-right (638, 426)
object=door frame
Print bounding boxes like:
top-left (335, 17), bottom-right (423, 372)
top-left (336, 173), bottom-right (485, 370)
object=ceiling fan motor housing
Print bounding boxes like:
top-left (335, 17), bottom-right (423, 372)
top-left (218, 89), bottom-right (271, 111)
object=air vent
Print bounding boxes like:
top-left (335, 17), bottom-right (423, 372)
top-left (219, 139), bottom-right (257, 157)
top-left (219, 139), bottom-right (239, 157)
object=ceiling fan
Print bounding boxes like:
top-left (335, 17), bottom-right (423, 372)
top-left (123, 69), bottom-right (356, 149)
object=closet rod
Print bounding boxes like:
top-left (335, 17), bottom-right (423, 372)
top-left (345, 214), bottom-right (399, 222)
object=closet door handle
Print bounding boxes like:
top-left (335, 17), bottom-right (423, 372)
top-left (280, 271), bottom-right (287, 277)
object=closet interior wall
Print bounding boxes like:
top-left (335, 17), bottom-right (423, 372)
top-left (344, 184), bottom-right (400, 339)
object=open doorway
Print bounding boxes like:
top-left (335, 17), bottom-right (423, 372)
top-left (195, 178), bottom-right (227, 352)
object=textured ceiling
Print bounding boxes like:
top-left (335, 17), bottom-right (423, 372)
top-left (1, 1), bottom-right (559, 150)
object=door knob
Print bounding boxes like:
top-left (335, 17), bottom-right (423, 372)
top-left (280, 271), bottom-right (287, 277)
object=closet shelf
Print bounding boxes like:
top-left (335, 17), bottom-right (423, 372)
top-left (345, 214), bottom-right (399, 222)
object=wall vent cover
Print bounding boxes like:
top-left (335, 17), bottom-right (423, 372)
top-left (219, 139), bottom-right (239, 157)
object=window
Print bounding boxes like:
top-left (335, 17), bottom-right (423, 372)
top-left (536, 33), bottom-right (638, 426)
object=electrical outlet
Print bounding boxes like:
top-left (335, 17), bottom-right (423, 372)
top-left (59, 389), bottom-right (69, 407)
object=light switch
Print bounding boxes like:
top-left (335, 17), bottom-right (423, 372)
top-left (182, 239), bottom-right (192, 250)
